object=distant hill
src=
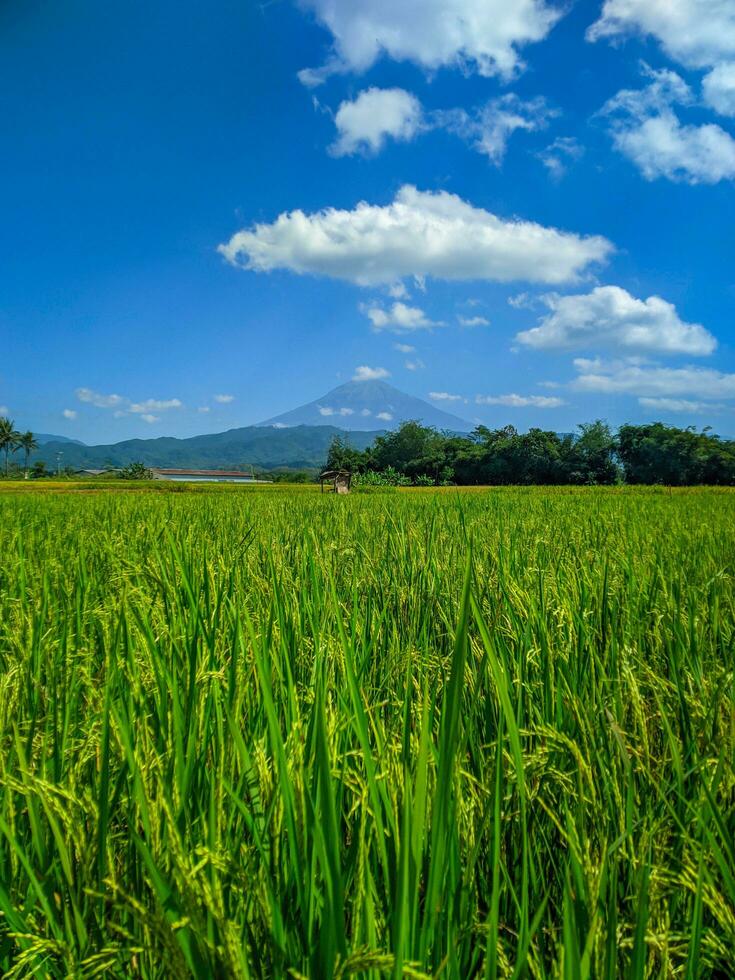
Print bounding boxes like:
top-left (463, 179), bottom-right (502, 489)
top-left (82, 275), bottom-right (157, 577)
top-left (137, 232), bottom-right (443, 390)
top-left (259, 380), bottom-right (473, 432)
top-left (35, 433), bottom-right (86, 446)
top-left (32, 426), bottom-right (380, 472)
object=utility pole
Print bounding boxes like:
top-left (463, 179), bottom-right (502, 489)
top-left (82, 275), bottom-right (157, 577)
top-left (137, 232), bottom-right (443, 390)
top-left (56, 450), bottom-right (63, 476)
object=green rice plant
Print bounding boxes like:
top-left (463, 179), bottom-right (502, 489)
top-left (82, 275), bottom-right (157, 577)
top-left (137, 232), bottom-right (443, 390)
top-left (0, 486), bottom-right (733, 977)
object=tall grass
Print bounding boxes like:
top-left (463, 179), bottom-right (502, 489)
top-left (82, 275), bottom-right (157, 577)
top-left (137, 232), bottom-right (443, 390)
top-left (0, 486), bottom-right (733, 977)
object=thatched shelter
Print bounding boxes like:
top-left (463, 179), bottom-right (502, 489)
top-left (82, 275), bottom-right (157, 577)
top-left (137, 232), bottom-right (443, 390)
top-left (320, 468), bottom-right (352, 494)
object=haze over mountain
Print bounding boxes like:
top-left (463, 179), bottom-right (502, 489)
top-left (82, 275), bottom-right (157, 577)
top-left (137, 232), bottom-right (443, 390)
top-left (35, 433), bottom-right (86, 446)
top-left (260, 380), bottom-right (472, 432)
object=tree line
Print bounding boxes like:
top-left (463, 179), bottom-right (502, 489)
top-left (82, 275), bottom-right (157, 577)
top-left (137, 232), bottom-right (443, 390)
top-left (0, 417), bottom-right (38, 478)
top-left (326, 420), bottom-right (735, 486)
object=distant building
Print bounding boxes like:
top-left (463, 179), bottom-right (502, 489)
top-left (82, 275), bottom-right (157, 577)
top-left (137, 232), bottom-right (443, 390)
top-left (151, 468), bottom-right (266, 484)
top-left (75, 468), bottom-right (120, 476)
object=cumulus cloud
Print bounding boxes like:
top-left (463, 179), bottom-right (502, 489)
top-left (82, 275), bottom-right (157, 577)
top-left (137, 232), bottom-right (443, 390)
top-left (62, 409), bottom-right (77, 420)
top-left (376, 411), bottom-right (393, 421)
top-left (297, 0), bottom-right (562, 84)
top-left (362, 301), bottom-right (443, 331)
top-left (75, 388), bottom-right (183, 418)
top-left (214, 394), bottom-right (235, 403)
top-left (572, 361), bottom-right (735, 398)
top-left (638, 396), bottom-right (723, 413)
top-left (430, 391), bottom-right (463, 401)
top-left (330, 87), bottom-right (424, 156)
top-left (703, 63), bottom-right (735, 116)
top-left (394, 342), bottom-right (416, 353)
top-left (458, 315), bottom-right (490, 327)
top-left (219, 185), bottom-right (612, 287)
top-left (441, 94), bottom-right (556, 164)
top-left (476, 393), bottom-right (565, 407)
top-left (405, 359), bottom-right (425, 371)
top-left (587, 0), bottom-right (735, 71)
top-left (516, 285), bottom-right (716, 356)
top-left (76, 388), bottom-right (125, 409)
top-left (353, 365), bottom-right (390, 381)
top-left (329, 90), bottom-right (553, 164)
top-left (600, 67), bottom-right (735, 184)
top-left (537, 136), bottom-right (584, 178)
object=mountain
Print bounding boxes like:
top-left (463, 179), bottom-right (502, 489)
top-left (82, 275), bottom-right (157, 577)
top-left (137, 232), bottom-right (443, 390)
top-left (35, 433), bottom-right (86, 445)
top-left (259, 380), bottom-right (473, 432)
top-left (32, 426), bottom-right (380, 472)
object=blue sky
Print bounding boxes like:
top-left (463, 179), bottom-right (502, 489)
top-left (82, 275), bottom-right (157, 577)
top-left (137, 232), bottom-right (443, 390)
top-left (2, 0), bottom-right (735, 441)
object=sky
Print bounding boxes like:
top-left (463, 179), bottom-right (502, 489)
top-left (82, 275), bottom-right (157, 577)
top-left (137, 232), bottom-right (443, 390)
top-left (2, 0), bottom-right (735, 442)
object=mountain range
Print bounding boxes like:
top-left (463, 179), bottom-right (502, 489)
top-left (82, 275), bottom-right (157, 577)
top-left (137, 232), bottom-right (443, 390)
top-left (31, 381), bottom-right (472, 471)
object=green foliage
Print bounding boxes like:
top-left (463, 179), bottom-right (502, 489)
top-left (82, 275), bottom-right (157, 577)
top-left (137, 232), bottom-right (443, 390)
top-left (119, 460), bottom-right (153, 480)
top-left (0, 485), bottom-right (733, 977)
top-left (338, 419), bottom-right (735, 486)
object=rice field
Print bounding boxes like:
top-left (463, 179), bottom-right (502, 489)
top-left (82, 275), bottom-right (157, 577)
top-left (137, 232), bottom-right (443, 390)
top-left (0, 485), bottom-right (733, 978)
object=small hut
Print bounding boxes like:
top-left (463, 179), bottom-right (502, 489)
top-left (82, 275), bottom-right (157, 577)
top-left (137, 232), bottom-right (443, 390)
top-left (319, 468), bottom-right (352, 494)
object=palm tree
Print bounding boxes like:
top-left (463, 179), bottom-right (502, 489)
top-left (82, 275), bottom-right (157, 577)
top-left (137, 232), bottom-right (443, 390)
top-left (0, 417), bottom-right (20, 477)
top-left (18, 431), bottom-right (39, 479)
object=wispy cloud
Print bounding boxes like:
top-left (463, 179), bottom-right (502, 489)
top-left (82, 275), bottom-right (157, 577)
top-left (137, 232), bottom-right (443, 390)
top-left (62, 408), bottom-right (77, 420)
top-left (76, 388), bottom-right (182, 420)
top-left (476, 393), bottom-right (565, 407)
top-left (458, 315), bottom-right (490, 327)
top-left (214, 394), bottom-right (235, 404)
top-left (430, 391), bottom-right (463, 402)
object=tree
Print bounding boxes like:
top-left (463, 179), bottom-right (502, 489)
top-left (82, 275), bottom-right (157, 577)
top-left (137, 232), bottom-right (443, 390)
top-left (325, 434), bottom-right (366, 473)
top-left (120, 461), bottom-right (153, 480)
top-left (0, 417), bottom-right (20, 477)
top-left (17, 431), bottom-right (38, 479)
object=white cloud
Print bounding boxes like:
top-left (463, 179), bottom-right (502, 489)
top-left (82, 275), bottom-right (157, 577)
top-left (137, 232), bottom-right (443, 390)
top-left (703, 63), bottom-right (735, 116)
top-left (76, 388), bottom-right (183, 417)
top-left (319, 405), bottom-right (355, 416)
top-left (516, 285), bottom-right (716, 356)
top-left (476, 393), bottom-right (565, 407)
top-left (537, 136), bottom-right (584, 178)
top-left (601, 67), bottom-right (735, 184)
top-left (76, 387), bottom-right (125, 409)
top-left (638, 396), bottom-right (723, 413)
top-left (362, 301), bottom-right (443, 331)
top-left (62, 409), bottom-right (77, 420)
top-left (430, 391), bottom-right (463, 401)
top-left (361, 408), bottom-right (372, 416)
top-left (0, 406), bottom-right (8, 416)
top-left (573, 361), bottom-right (735, 398)
top-left (587, 0), bottom-right (735, 71)
top-left (388, 282), bottom-right (410, 299)
top-left (441, 94), bottom-right (556, 164)
top-left (458, 315), bottom-right (490, 327)
top-left (394, 342), bottom-right (416, 353)
top-left (214, 394), bottom-right (235, 403)
top-left (376, 411), bottom-right (393, 421)
top-left (219, 185), bottom-right (612, 286)
top-left (272, 422), bottom-right (288, 428)
top-left (129, 398), bottom-right (182, 414)
top-left (198, 406), bottom-right (211, 413)
top-left (405, 359), bottom-right (425, 371)
top-left (298, 0), bottom-right (562, 84)
top-left (353, 365), bottom-right (390, 381)
top-left (330, 87), bottom-right (424, 156)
